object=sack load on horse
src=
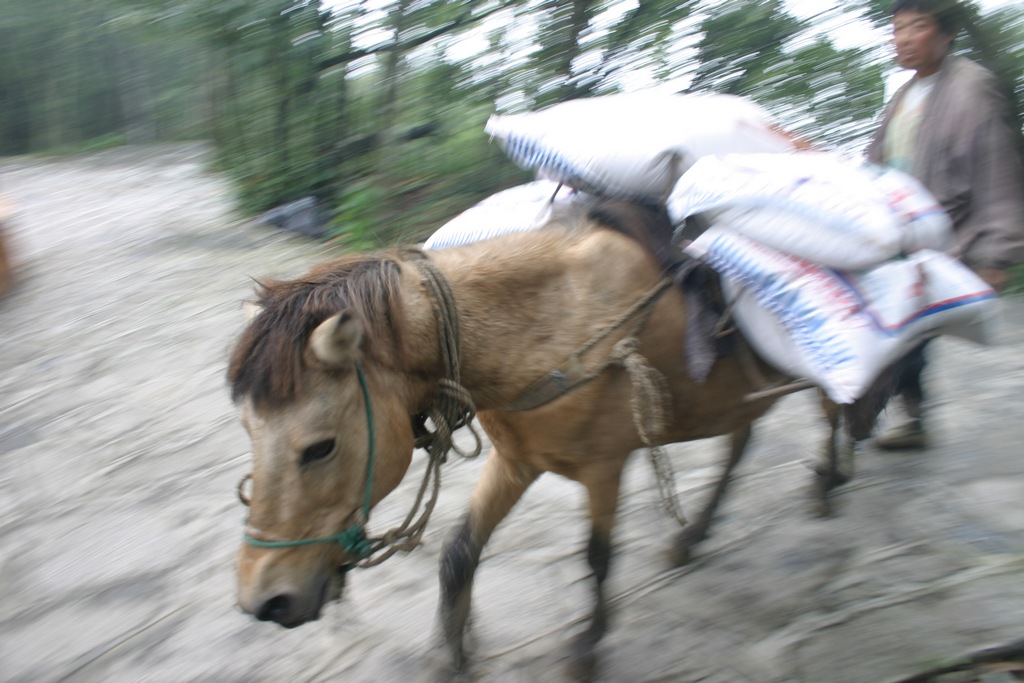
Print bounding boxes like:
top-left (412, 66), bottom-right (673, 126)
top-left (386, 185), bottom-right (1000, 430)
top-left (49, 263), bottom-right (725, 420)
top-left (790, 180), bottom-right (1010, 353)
top-left (484, 92), bottom-right (795, 204)
top-left (686, 227), bottom-right (998, 404)
top-left (425, 183), bottom-right (998, 403)
top-left (667, 152), bottom-right (953, 269)
top-left (427, 125), bottom-right (998, 405)
top-left (668, 153), bottom-right (996, 403)
top-left (423, 180), bottom-right (577, 250)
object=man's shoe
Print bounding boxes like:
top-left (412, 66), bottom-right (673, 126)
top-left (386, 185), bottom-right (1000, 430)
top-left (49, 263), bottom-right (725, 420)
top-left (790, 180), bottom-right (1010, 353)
top-left (875, 420), bottom-right (927, 450)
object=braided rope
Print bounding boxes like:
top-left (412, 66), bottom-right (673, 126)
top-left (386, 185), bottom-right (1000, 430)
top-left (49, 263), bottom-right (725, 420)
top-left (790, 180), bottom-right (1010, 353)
top-left (609, 338), bottom-right (689, 528)
top-left (353, 254), bottom-right (483, 567)
top-left (577, 279), bottom-right (674, 358)
top-left (506, 274), bottom-right (688, 530)
top-left (411, 255), bottom-right (483, 459)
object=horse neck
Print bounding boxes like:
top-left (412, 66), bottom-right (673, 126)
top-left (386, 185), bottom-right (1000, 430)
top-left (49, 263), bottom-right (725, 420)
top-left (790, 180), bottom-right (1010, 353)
top-left (398, 229), bottom-right (662, 411)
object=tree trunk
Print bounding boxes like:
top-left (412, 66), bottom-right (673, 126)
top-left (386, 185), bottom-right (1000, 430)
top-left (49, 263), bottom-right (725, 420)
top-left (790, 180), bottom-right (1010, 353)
top-left (114, 33), bottom-right (158, 145)
top-left (370, 0), bottom-right (413, 238)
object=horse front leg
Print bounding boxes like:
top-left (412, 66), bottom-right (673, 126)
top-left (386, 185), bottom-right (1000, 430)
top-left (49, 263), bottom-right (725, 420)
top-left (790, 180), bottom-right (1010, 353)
top-left (438, 447), bottom-right (539, 670)
top-left (568, 463), bottom-right (624, 682)
top-left (672, 424), bottom-right (752, 566)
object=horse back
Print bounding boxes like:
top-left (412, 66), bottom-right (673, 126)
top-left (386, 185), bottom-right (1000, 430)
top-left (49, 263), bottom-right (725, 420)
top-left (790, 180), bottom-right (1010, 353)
top-left (475, 201), bottom-right (785, 476)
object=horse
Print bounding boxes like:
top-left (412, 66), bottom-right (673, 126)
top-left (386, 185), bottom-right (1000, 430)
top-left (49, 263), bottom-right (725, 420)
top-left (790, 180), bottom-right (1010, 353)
top-left (227, 200), bottom-right (857, 677)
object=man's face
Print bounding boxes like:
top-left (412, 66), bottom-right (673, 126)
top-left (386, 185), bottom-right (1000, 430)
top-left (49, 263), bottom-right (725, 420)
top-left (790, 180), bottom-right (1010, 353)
top-left (892, 10), bottom-right (954, 77)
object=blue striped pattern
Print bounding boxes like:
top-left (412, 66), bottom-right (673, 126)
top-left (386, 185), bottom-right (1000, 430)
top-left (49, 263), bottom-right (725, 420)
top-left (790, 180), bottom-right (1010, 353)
top-left (498, 133), bottom-right (660, 204)
top-left (423, 182), bottom-right (575, 250)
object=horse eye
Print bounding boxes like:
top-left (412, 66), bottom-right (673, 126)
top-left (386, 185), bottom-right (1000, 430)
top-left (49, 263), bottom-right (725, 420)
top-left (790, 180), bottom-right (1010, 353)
top-left (300, 439), bottom-right (336, 466)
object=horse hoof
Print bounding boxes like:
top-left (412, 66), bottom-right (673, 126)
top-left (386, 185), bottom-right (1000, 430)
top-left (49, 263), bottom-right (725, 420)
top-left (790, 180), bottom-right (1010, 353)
top-left (446, 665), bottom-right (477, 683)
top-left (831, 469), bottom-right (852, 488)
top-left (567, 640), bottom-right (599, 682)
top-left (670, 528), bottom-right (703, 566)
top-left (434, 628), bottom-right (469, 675)
top-left (424, 644), bottom-right (471, 683)
top-left (671, 543), bottom-right (692, 567)
top-left (812, 463), bottom-right (850, 493)
top-left (810, 473), bottom-right (836, 518)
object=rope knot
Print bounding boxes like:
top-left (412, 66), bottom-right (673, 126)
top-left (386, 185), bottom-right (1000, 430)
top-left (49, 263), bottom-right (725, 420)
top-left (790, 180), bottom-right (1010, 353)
top-left (337, 525), bottom-right (372, 559)
top-left (611, 336), bottom-right (641, 363)
top-left (612, 335), bottom-right (688, 529)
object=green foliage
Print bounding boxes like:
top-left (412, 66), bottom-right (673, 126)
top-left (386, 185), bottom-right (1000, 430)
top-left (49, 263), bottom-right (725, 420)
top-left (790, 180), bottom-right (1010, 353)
top-left (325, 99), bottom-right (531, 247)
top-left (765, 39), bottom-right (885, 147)
top-left (0, 0), bottom-right (206, 155)
top-left (2, 0), bottom-right (1021, 249)
top-left (691, 0), bottom-right (808, 95)
top-left (971, 5), bottom-right (1024, 153)
top-left (329, 179), bottom-right (388, 250)
top-left (1006, 264), bottom-right (1024, 297)
top-left (688, 1), bottom-right (884, 149)
top-left (524, 0), bottom-right (604, 105)
top-left (46, 134), bottom-right (128, 157)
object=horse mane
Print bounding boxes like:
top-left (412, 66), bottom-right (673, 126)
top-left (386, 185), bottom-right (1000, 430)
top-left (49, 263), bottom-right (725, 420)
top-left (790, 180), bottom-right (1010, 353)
top-left (228, 200), bottom-right (702, 410)
top-left (227, 252), bottom-right (405, 409)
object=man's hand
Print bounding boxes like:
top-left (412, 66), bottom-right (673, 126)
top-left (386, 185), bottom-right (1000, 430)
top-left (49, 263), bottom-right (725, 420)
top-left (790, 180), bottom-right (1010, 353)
top-left (977, 267), bottom-right (1008, 293)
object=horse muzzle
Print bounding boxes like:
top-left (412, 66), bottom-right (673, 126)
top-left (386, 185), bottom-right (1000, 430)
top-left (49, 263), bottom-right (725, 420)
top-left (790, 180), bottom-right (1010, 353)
top-left (238, 563), bottom-right (347, 628)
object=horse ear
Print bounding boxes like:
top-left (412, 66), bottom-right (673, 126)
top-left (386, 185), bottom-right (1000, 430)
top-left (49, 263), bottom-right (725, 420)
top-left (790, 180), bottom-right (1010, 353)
top-left (309, 310), bottom-right (364, 368)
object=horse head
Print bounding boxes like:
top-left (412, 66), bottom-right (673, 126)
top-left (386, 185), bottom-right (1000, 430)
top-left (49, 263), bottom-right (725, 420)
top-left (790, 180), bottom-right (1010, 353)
top-left (228, 256), bottom-right (420, 628)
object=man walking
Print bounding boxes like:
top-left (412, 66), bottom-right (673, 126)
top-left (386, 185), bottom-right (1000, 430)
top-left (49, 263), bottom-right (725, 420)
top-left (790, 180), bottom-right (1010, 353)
top-left (866, 0), bottom-right (1024, 448)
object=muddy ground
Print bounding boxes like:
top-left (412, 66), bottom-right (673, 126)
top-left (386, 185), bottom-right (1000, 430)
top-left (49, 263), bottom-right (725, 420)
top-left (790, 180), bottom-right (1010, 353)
top-left (1, 145), bottom-right (1022, 683)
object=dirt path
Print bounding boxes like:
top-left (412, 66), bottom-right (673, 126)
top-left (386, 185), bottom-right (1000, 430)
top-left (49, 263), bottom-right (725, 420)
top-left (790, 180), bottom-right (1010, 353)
top-left (1, 145), bottom-right (1022, 683)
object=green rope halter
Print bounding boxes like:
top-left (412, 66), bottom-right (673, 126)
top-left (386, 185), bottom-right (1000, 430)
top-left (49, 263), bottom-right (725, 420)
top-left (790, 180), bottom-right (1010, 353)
top-left (243, 363), bottom-right (376, 560)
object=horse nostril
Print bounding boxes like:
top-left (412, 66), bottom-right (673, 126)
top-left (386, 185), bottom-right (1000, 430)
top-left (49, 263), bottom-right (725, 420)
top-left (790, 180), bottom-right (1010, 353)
top-left (256, 594), bottom-right (292, 624)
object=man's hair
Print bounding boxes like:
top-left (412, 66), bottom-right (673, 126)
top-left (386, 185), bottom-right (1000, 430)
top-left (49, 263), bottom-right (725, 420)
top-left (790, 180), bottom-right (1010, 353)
top-left (890, 0), bottom-right (962, 36)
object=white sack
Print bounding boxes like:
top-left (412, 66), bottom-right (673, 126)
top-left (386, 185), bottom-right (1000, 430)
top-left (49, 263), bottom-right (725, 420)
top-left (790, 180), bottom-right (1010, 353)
top-left (423, 181), bottom-right (575, 250)
top-left (686, 228), bottom-right (998, 403)
top-left (485, 93), bottom-right (794, 204)
top-left (668, 153), bottom-right (952, 269)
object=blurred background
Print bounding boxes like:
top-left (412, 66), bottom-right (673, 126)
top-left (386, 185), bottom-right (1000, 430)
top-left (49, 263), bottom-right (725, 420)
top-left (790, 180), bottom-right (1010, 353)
top-left (2, 4), bottom-right (1024, 681)
top-left (0, 0), bottom-right (1021, 246)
